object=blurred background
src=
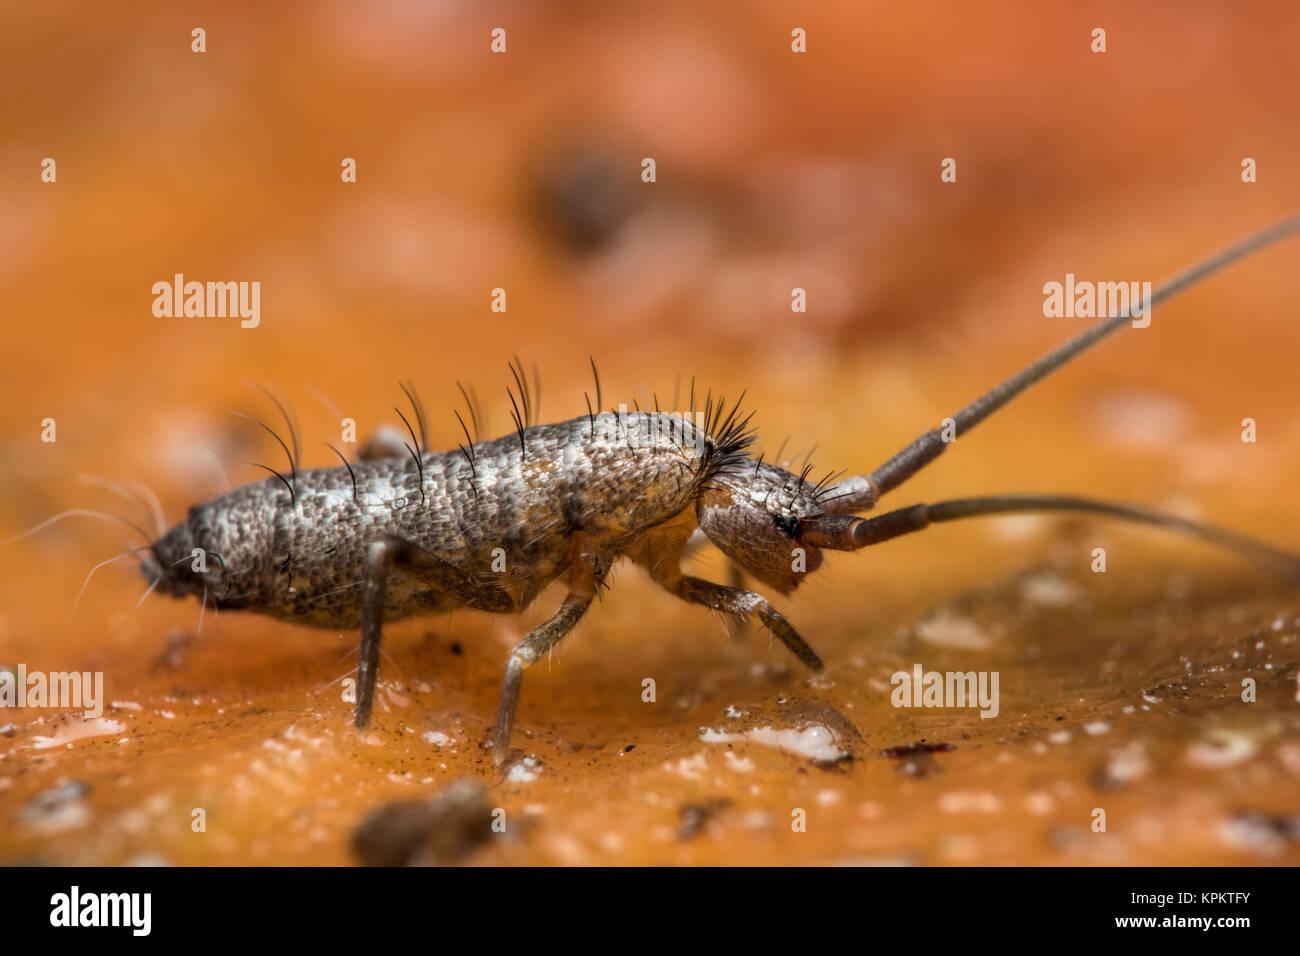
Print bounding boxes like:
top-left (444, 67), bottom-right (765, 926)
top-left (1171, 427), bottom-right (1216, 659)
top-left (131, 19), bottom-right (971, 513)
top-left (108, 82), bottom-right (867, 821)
top-left (2, 1), bottom-right (1300, 865)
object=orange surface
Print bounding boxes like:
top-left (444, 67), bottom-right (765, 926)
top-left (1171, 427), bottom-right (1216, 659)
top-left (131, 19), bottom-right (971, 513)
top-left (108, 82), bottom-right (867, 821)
top-left (2, 2), bottom-right (1300, 865)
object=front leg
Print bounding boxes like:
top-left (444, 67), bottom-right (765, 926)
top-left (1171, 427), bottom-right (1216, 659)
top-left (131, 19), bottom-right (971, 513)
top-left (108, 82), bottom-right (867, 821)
top-left (625, 518), bottom-right (823, 670)
top-left (665, 575), bottom-right (824, 673)
top-left (355, 534), bottom-right (515, 729)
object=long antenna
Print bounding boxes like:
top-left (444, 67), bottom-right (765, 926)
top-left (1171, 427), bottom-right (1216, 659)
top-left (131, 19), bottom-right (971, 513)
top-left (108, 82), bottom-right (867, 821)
top-left (827, 213), bottom-right (1300, 511)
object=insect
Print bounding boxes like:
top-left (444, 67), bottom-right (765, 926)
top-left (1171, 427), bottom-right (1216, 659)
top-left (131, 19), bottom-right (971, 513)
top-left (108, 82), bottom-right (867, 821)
top-left (23, 214), bottom-right (1300, 769)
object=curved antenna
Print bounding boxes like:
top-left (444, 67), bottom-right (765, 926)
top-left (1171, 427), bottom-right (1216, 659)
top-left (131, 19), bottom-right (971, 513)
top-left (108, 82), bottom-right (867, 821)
top-left (801, 493), bottom-right (1300, 579)
top-left (826, 212), bottom-right (1300, 512)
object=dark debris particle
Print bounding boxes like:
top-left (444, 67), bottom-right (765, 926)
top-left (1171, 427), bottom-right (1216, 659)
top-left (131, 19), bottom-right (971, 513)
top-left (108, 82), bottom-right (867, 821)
top-left (879, 740), bottom-right (956, 759)
top-left (623, 744), bottom-right (635, 753)
top-left (678, 799), bottom-right (730, 841)
top-left (350, 779), bottom-right (494, 867)
top-left (450, 642), bottom-right (464, 657)
top-left (531, 143), bottom-right (639, 254)
top-left (879, 740), bottom-right (954, 778)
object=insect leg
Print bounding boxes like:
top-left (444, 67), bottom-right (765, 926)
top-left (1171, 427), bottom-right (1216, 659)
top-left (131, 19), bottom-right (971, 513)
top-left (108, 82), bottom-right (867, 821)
top-left (666, 575), bottom-right (824, 672)
top-left (355, 540), bottom-right (391, 729)
top-left (492, 592), bottom-right (593, 766)
top-left (355, 535), bottom-right (516, 729)
top-left (724, 561), bottom-right (748, 641)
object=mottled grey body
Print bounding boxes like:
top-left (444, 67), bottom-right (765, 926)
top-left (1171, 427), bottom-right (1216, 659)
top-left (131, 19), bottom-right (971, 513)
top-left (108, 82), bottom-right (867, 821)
top-left (143, 410), bottom-right (818, 629)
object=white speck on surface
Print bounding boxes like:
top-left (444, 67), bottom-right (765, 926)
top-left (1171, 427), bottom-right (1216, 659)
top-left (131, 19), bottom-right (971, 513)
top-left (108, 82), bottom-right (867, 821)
top-left (30, 717), bottom-right (126, 750)
top-left (741, 810), bottom-right (774, 830)
top-left (1019, 571), bottom-right (1081, 608)
top-left (506, 755), bottom-right (543, 783)
top-left (939, 791), bottom-right (1002, 814)
top-left (991, 515), bottom-right (1045, 541)
top-left (1083, 721), bottom-right (1111, 736)
top-left (663, 752), bottom-right (710, 780)
top-left (723, 751), bottom-right (754, 773)
top-left (421, 730), bottom-right (453, 747)
top-left (1025, 791), bottom-right (1054, 815)
top-left (1186, 729), bottom-right (1258, 769)
top-left (915, 611), bottom-right (992, 650)
top-left (700, 724), bottom-right (848, 764)
top-left (1048, 729), bottom-right (1071, 745)
top-left (1088, 388), bottom-right (1191, 450)
top-left (1105, 742), bottom-right (1151, 783)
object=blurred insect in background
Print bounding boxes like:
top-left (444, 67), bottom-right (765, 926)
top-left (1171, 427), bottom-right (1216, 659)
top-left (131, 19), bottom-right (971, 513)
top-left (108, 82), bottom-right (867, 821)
top-left (12, 214), bottom-right (1300, 767)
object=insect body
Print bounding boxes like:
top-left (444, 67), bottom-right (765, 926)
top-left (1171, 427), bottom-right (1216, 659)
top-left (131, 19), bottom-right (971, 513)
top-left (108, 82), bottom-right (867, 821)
top-left (125, 214), bottom-right (1300, 767)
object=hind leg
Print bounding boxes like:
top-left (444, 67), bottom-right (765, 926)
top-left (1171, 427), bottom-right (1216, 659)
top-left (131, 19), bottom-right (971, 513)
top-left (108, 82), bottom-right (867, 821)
top-left (355, 534), bottom-right (514, 728)
top-left (491, 544), bottom-right (608, 766)
top-left (491, 593), bottom-right (593, 766)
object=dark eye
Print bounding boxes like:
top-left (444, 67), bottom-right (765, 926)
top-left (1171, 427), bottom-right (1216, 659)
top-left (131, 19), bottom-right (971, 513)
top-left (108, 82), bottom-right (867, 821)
top-left (772, 514), bottom-right (800, 539)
